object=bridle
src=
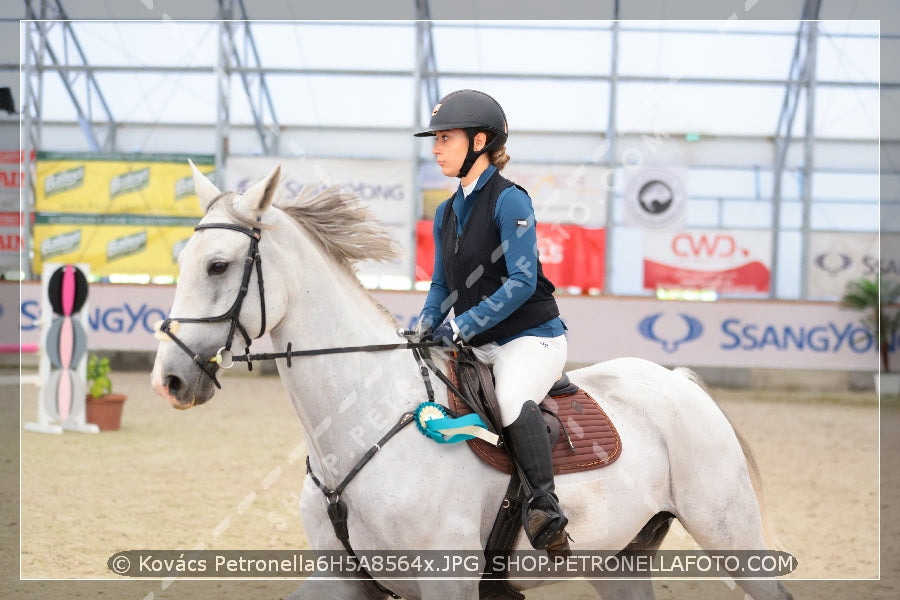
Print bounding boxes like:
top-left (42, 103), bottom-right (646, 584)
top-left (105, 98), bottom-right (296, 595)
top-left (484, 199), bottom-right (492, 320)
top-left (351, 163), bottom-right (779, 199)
top-left (156, 221), bottom-right (266, 389)
top-left (155, 219), bottom-right (444, 390)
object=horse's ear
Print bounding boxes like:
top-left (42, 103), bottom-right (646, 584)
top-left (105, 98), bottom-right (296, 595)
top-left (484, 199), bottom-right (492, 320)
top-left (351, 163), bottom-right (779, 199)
top-left (189, 159), bottom-right (221, 214)
top-left (236, 164), bottom-right (281, 218)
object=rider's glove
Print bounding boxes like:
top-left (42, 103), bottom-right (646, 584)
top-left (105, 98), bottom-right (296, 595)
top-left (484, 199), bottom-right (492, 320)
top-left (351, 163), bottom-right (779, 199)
top-left (431, 321), bottom-right (460, 347)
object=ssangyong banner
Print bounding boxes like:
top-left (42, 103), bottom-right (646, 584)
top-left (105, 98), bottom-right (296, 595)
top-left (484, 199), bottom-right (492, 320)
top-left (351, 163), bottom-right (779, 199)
top-left (560, 294), bottom-right (884, 371)
top-left (416, 220), bottom-right (605, 292)
top-left (643, 229), bottom-right (772, 295)
top-left (8, 283), bottom-right (886, 373)
top-left (807, 231), bottom-right (880, 300)
top-left (227, 156), bottom-right (413, 285)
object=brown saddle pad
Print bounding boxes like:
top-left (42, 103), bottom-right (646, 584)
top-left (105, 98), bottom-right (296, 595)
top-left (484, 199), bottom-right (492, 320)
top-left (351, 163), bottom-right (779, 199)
top-left (446, 366), bottom-right (621, 475)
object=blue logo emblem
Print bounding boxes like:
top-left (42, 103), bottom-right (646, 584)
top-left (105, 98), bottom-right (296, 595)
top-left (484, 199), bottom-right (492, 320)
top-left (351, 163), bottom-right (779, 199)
top-left (638, 313), bottom-right (704, 353)
top-left (814, 252), bottom-right (853, 276)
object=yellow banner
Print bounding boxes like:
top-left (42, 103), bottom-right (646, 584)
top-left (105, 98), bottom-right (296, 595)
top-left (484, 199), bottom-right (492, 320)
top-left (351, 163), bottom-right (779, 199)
top-left (32, 220), bottom-right (195, 278)
top-left (33, 153), bottom-right (213, 277)
top-left (35, 154), bottom-right (213, 216)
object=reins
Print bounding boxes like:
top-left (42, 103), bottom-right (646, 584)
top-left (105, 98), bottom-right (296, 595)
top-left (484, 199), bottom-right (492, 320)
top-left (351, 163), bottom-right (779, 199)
top-left (219, 339), bottom-right (441, 370)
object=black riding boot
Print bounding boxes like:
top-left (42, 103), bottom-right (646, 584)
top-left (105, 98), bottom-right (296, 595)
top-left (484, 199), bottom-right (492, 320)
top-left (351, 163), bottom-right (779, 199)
top-left (503, 400), bottom-right (571, 557)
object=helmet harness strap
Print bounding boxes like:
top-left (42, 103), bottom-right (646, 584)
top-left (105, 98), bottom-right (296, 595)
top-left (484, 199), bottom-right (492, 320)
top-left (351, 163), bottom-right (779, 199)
top-left (457, 128), bottom-right (502, 179)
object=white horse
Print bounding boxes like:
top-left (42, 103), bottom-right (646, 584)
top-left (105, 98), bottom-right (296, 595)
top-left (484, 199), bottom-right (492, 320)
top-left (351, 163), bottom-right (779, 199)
top-left (151, 163), bottom-right (794, 600)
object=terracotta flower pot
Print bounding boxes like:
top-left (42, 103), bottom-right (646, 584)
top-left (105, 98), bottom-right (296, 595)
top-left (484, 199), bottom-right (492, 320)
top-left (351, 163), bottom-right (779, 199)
top-left (85, 393), bottom-right (127, 431)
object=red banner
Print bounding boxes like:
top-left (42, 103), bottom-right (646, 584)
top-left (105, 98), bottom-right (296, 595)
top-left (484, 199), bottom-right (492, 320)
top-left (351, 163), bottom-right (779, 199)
top-left (643, 260), bottom-right (770, 293)
top-left (416, 220), bottom-right (605, 292)
top-left (0, 152), bottom-right (27, 271)
top-left (642, 230), bottom-right (771, 294)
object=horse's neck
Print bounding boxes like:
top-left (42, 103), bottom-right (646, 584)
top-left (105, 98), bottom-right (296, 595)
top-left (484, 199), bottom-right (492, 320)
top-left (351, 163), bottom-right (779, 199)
top-left (268, 255), bottom-right (427, 486)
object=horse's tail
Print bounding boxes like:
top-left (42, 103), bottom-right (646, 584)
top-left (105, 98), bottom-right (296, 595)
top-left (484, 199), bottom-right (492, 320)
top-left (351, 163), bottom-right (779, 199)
top-left (671, 366), bottom-right (786, 553)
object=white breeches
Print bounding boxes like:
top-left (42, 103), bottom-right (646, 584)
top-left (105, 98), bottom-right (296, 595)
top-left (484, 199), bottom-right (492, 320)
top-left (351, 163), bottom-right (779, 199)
top-left (471, 334), bottom-right (568, 427)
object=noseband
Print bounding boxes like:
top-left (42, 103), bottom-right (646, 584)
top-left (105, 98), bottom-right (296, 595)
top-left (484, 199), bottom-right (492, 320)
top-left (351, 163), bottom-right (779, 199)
top-left (157, 222), bottom-right (266, 389)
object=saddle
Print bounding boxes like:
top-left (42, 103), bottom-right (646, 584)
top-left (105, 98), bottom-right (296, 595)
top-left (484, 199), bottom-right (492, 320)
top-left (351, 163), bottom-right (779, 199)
top-left (447, 349), bottom-right (621, 474)
top-left (445, 347), bottom-right (622, 600)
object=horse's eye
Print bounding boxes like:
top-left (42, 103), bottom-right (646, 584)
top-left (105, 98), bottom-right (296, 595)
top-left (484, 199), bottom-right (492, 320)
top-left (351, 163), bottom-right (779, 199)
top-left (208, 261), bottom-right (229, 276)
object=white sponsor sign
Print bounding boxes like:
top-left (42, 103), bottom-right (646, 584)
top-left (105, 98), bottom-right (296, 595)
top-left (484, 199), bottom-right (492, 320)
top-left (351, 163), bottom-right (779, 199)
top-left (227, 156), bottom-right (412, 225)
top-left (227, 156), bottom-right (414, 285)
top-left (421, 162), bottom-right (611, 227)
top-left (807, 232), bottom-right (879, 299)
top-left (501, 163), bottom-right (610, 227)
top-left (7, 283), bottom-right (887, 372)
top-left (623, 166), bottom-right (687, 230)
top-left (885, 234), bottom-right (900, 286)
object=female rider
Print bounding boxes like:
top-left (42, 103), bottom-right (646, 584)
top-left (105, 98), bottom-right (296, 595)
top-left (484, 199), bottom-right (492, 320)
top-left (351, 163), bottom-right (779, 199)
top-left (414, 89), bottom-right (570, 556)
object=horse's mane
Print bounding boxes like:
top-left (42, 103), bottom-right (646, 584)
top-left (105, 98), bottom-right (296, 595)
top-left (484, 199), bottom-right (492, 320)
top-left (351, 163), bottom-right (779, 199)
top-left (215, 184), bottom-right (402, 273)
top-left (214, 183), bottom-right (403, 325)
top-left (277, 185), bottom-right (403, 271)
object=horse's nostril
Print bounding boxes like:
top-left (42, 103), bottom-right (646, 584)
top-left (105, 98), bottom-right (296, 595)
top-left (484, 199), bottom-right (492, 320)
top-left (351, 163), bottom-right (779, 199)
top-left (165, 375), bottom-right (184, 396)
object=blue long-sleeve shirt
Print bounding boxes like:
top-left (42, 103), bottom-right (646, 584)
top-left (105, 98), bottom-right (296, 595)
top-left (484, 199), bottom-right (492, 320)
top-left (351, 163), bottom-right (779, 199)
top-left (420, 165), bottom-right (565, 345)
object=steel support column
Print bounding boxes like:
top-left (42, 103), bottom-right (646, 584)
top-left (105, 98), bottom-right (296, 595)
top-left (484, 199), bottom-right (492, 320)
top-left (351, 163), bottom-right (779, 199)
top-left (415, 0), bottom-right (440, 110)
top-left (21, 17), bottom-right (43, 281)
top-left (215, 7), bottom-right (232, 190)
top-left (770, 0), bottom-right (821, 298)
top-left (220, 0), bottom-right (280, 156)
top-left (603, 1), bottom-right (620, 295)
top-left (24, 0), bottom-right (118, 153)
top-left (799, 22), bottom-right (818, 299)
top-left (411, 0), bottom-right (440, 286)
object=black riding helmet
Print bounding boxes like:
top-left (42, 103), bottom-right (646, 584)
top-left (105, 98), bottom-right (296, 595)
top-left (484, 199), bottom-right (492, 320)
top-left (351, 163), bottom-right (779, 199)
top-left (414, 89), bottom-right (508, 178)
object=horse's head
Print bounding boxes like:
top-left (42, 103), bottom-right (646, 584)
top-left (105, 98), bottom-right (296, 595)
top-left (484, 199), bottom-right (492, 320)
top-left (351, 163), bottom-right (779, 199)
top-left (151, 161), bottom-right (282, 409)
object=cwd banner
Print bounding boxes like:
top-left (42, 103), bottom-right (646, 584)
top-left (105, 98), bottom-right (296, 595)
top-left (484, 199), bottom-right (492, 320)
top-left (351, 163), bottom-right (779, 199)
top-left (643, 229), bottom-right (772, 295)
top-left (33, 153), bottom-right (213, 278)
top-left (416, 220), bottom-right (606, 292)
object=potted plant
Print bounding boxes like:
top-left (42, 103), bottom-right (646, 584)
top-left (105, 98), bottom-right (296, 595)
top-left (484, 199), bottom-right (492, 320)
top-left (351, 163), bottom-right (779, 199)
top-left (840, 275), bottom-right (900, 395)
top-left (85, 354), bottom-right (128, 431)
